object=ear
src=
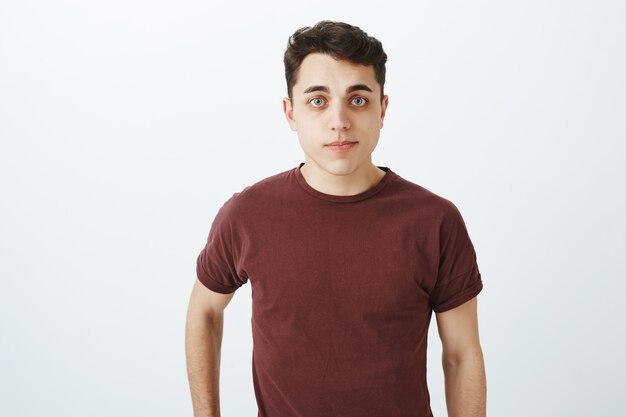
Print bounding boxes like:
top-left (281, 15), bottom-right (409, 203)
top-left (282, 97), bottom-right (297, 131)
top-left (380, 95), bottom-right (389, 129)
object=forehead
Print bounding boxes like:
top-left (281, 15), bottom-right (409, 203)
top-left (294, 52), bottom-right (378, 94)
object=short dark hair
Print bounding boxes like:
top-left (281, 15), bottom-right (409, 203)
top-left (284, 20), bottom-right (387, 102)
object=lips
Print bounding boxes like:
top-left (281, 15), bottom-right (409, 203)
top-left (326, 141), bottom-right (358, 152)
top-left (326, 140), bottom-right (357, 146)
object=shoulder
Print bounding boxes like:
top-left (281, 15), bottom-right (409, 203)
top-left (218, 166), bottom-right (294, 215)
top-left (388, 170), bottom-right (461, 220)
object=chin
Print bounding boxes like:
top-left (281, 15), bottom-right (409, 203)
top-left (323, 160), bottom-right (361, 176)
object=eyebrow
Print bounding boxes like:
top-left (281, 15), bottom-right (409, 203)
top-left (302, 84), bottom-right (373, 95)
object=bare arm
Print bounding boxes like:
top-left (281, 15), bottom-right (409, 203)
top-left (185, 278), bottom-right (236, 417)
top-left (435, 296), bottom-right (487, 417)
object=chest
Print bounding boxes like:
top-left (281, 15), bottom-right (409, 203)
top-left (240, 207), bottom-right (438, 324)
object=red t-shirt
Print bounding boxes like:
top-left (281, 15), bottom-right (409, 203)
top-left (197, 162), bottom-right (483, 417)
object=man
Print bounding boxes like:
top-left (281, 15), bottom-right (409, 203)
top-left (186, 20), bottom-right (486, 417)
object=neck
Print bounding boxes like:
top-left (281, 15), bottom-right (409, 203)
top-left (299, 162), bottom-right (386, 197)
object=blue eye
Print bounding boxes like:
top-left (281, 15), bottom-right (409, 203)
top-left (352, 97), bottom-right (368, 106)
top-left (310, 97), bottom-right (325, 107)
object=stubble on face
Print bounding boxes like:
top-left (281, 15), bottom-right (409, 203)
top-left (285, 53), bottom-right (387, 173)
top-left (283, 53), bottom-right (389, 194)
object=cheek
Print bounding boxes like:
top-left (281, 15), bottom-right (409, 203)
top-left (299, 119), bottom-right (322, 134)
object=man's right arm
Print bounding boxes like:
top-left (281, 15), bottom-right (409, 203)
top-left (185, 278), bottom-right (236, 417)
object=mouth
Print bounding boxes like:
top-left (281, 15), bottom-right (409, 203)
top-left (326, 140), bottom-right (357, 146)
top-left (326, 141), bottom-right (358, 152)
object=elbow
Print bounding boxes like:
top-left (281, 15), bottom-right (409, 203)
top-left (442, 346), bottom-right (484, 369)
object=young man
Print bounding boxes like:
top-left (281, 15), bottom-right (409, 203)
top-left (186, 20), bottom-right (486, 417)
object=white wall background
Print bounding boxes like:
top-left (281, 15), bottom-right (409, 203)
top-left (1, 0), bottom-right (625, 416)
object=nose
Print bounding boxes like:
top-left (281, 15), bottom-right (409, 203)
top-left (328, 102), bottom-right (351, 131)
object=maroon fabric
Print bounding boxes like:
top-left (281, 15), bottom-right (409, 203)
top-left (196, 162), bottom-right (483, 417)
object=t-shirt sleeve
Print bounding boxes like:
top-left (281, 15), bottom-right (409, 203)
top-left (429, 201), bottom-right (483, 313)
top-left (196, 193), bottom-right (248, 294)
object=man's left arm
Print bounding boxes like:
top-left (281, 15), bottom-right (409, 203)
top-left (435, 296), bottom-right (487, 417)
